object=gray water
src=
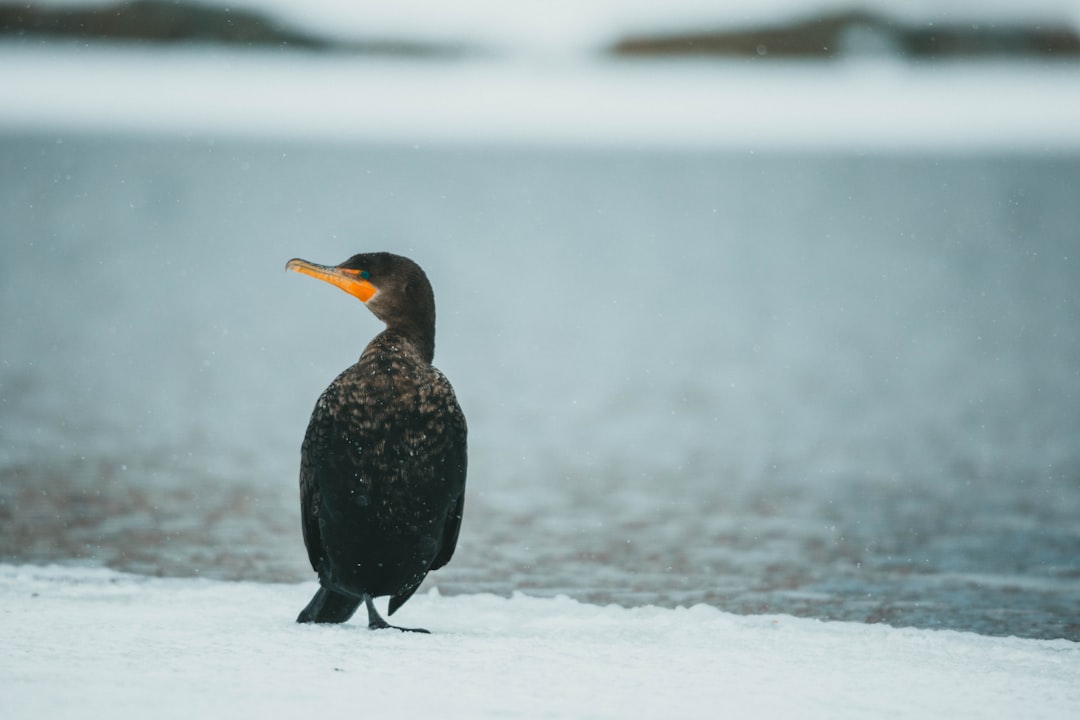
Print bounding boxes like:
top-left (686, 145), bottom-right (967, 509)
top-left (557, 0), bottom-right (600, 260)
top-left (1, 133), bottom-right (1078, 640)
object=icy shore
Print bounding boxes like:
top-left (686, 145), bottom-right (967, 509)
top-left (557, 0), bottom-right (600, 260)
top-left (2, 565), bottom-right (1077, 720)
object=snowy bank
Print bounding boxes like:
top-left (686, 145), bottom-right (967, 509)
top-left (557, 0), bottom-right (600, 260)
top-left (1, 565), bottom-right (1077, 719)
top-left (3, 44), bottom-right (1080, 151)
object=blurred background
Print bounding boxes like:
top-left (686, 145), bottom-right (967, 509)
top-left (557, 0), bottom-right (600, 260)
top-left (1, 0), bottom-right (1079, 640)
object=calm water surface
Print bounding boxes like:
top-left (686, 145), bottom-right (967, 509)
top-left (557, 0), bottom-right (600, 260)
top-left (1, 133), bottom-right (1078, 640)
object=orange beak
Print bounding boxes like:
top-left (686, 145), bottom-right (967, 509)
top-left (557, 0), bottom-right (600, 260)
top-left (286, 258), bottom-right (377, 303)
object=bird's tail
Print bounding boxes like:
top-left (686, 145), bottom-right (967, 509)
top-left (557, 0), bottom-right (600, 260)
top-left (296, 586), bottom-right (362, 624)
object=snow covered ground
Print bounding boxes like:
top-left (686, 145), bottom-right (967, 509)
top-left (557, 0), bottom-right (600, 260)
top-left (3, 44), bottom-right (1080, 152)
top-left (2, 564), bottom-right (1077, 720)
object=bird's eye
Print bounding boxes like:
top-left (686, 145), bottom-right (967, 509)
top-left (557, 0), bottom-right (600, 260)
top-left (360, 270), bottom-right (371, 280)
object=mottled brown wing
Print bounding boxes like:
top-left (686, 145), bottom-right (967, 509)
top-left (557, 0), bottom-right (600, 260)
top-left (388, 372), bottom-right (467, 615)
top-left (298, 396), bottom-right (332, 573)
top-left (428, 372), bottom-right (468, 571)
top-left (430, 492), bottom-right (465, 571)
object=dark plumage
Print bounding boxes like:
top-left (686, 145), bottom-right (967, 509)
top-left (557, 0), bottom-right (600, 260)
top-left (286, 252), bottom-right (467, 632)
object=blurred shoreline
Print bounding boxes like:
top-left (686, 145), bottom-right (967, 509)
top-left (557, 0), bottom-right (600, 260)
top-left (3, 42), bottom-right (1080, 152)
top-left (4, 1), bottom-right (1080, 60)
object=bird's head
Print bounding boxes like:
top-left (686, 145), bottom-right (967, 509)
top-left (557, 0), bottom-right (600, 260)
top-left (286, 252), bottom-right (436, 351)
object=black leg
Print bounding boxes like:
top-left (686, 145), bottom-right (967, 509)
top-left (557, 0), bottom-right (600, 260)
top-left (364, 594), bottom-right (429, 633)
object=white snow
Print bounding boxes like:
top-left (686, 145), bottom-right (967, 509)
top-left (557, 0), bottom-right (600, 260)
top-left (2, 564), bottom-right (1077, 720)
top-left (6, 0), bottom-right (1080, 151)
top-left (2, 44), bottom-right (1080, 152)
top-left (6, 0), bottom-right (1080, 150)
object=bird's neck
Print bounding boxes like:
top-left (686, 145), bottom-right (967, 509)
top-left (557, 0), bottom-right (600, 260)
top-left (370, 326), bottom-right (435, 365)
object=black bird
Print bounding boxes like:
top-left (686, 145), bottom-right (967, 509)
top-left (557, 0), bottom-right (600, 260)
top-left (286, 252), bottom-right (467, 632)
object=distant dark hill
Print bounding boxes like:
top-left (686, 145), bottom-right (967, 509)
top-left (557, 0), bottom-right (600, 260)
top-left (613, 9), bottom-right (1080, 59)
top-left (0, 0), bottom-right (463, 57)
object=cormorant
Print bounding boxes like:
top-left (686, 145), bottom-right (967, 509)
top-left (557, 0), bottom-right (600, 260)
top-left (286, 252), bottom-right (467, 632)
